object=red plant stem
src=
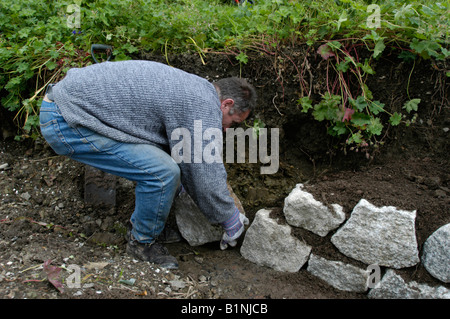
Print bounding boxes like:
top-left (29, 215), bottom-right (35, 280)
top-left (281, 51), bottom-right (309, 96)
top-left (23, 279), bottom-right (45, 283)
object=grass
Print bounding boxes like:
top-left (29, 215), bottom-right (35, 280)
top-left (0, 0), bottom-right (448, 145)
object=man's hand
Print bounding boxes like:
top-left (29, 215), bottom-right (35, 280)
top-left (220, 210), bottom-right (249, 250)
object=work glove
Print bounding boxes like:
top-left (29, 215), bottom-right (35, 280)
top-left (220, 207), bottom-right (249, 250)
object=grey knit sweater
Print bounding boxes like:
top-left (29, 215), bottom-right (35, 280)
top-left (52, 60), bottom-right (235, 224)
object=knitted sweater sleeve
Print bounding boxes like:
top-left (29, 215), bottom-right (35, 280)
top-left (164, 102), bottom-right (236, 225)
top-left (180, 160), bottom-right (236, 225)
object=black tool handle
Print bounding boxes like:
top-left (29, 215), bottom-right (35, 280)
top-left (91, 44), bottom-right (113, 63)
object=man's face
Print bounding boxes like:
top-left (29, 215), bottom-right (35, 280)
top-left (220, 98), bottom-right (250, 131)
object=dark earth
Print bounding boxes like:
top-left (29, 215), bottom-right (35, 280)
top-left (0, 45), bottom-right (448, 301)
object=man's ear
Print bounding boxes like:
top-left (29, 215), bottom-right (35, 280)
top-left (220, 98), bottom-right (235, 112)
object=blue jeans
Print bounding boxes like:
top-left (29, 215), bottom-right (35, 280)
top-left (39, 100), bottom-right (181, 243)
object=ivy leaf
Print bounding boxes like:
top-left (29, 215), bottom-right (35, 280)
top-left (313, 103), bottom-right (336, 121)
top-left (403, 98), bottom-right (420, 113)
top-left (351, 112), bottom-right (371, 127)
top-left (24, 114), bottom-right (40, 133)
top-left (5, 76), bottom-right (23, 90)
top-left (236, 52), bottom-right (248, 64)
top-left (410, 39), bottom-right (441, 59)
top-left (46, 60), bottom-right (58, 71)
top-left (441, 47), bottom-right (450, 58)
top-left (329, 122), bottom-right (347, 136)
top-left (362, 84), bottom-right (373, 100)
top-left (357, 59), bottom-right (375, 75)
top-left (369, 100), bottom-right (385, 115)
top-left (16, 62), bottom-right (30, 73)
top-left (367, 117), bottom-right (383, 135)
top-left (123, 43), bottom-right (139, 54)
top-left (317, 43), bottom-right (335, 60)
top-left (350, 96), bottom-right (367, 112)
top-left (347, 131), bottom-right (363, 145)
top-left (373, 39), bottom-right (385, 58)
top-left (2, 93), bottom-right (20, 111)
top-left (312, 93), bottom-right (341, 121)
top-left (336, 56), bottom-right (352, 72)
top-left (327, 41), bottom-right (342, 51)
top-left (298, 97), bottom-right (313, 113)
top-left (389, 112), bottom-right (402, 126)
top-left (18, 27), bottom-right (31, 39)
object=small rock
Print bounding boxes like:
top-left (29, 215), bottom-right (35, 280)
top-left (20, 192), bottom-right (31, 201)
top-left (331, 199), bottom-right (419, 269)
top-left (169, 280), bottom-right (186, 290)
top-left (119, 278), bottom-right (136, 286)
top-left (240, 209), bottom-right (311, 272)
top-left (283, 184), bottom-right (345, 237)
top-left (83, 283), bottom-right (95, 289)
top-left (307, 254), bottom-right (370, 292)
top-left (368, 269), bottom-right (450, 299)
top-left (83, 261), bottom-right (110, 270)
top-left (422, 223), bottom-right (450, 283)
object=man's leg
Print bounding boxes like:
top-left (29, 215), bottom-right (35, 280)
top-left (39, 101), bottom-right (180, 268)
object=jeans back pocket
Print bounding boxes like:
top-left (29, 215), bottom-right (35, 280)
top-left (40, 109), bottom-right (74, 156)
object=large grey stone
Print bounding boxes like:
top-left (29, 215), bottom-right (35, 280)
top-left (173, 183), bottom-right (245, 246)
top-left (240, 209), bottom-right (312, 272)
top-left (368, 269), bottom-right (450, 299)
top-left (331, 199), bottom-right (419, 269)
top-left (422, 223), bottom-right (450, 283)
top-left (307, 254), bottom-right (370, 292)
top-left (283, 184), bottom-right (345, 237)
top-left (173, 191), bottom-right (223, 246)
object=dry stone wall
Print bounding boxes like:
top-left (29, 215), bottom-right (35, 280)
top-left (240, 183), bottom-right (449, 299)
top-left (172, 183), bottom-right (449, 299)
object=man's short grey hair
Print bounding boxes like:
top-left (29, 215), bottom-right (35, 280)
top-left (214, 77), bottom-right (257, 114)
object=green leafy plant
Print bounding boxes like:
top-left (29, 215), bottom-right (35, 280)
top-left (299, 39), bottom-right (422, 153)
top-left (251, 118), bottom-right (266, 139)
top-left (0, 0), bottom-right (448, 141)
